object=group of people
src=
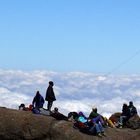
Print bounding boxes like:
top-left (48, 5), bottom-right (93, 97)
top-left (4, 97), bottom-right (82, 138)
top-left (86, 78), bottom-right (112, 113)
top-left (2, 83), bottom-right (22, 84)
top-left (19, 81), bottom-right (57, 115)
top-left (116, 101), bottom-right (137, 128)
top-left (67, 102), bottom-right (138, 137)
top-left (32, 81), bottom-right (56, 111)
top-left (18, 81), bottom-right (139, 137)
top-left (67, 108), bottom-right (106, 137)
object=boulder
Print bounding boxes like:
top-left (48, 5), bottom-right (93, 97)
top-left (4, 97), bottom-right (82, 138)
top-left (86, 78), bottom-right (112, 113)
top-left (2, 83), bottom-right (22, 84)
top-left (0, 107), bottom-right (140, 140)
top-left (126, 115), bottom-right (140, 129)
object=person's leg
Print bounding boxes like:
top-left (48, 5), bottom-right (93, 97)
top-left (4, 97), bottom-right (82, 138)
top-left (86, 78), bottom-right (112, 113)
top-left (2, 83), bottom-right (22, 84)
top-left (47, 101), bottom-right (50, 110)
top-left (89, 125), bottom-right (96, 134)
top-left (119, 116), bottom-right (127, 125)
top-left (98, 123), bottom-right (104, 133)
top-left (95, 123), bottom-right (102, 137)
top-left (95, 123), bottom-right (101, 134)
top-left (48, 101), bottom-right (53, 111)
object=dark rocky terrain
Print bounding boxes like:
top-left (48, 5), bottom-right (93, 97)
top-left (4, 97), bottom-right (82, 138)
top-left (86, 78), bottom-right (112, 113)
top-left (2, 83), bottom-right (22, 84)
top-left (0, 107), bottom-right (140, 140)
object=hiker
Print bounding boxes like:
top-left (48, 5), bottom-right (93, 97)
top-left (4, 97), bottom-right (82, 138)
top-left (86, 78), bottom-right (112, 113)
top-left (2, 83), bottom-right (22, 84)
top-left (89, 108), bottom-right (105, 136)
top-left (117, 103), bottom-right (130, 128)
top-left (32, 91), bottom-right (45, 109)
top-left (73, 111), bottom-right (105, 137)
top-left (68, 112), bottom-right (79, 122)
top-left (89, 107), bottom-right (104, 125)
top-left (51, 107), bottom-right (68, 120)
top-left (19, 103), bottom-right (29, 111)
top-left (128, 101), bottom-right (137, 117)
top-left (45, 81), bottom-right (56, 111)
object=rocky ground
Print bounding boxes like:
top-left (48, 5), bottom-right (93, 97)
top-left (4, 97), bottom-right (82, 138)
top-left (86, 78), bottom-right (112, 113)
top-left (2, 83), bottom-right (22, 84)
top-left (0, 107), bottom-right (140, 140)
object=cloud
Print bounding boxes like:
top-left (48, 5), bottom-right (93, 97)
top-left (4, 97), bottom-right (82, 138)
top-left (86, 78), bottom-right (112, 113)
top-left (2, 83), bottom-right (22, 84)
top-left (0, 87), bottom-right (31, 109)
top-left (0, 69), bottom-right (140, 118)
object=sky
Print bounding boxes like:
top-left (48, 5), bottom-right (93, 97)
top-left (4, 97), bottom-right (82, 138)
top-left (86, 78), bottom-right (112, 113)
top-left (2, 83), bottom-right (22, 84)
top-left (0, 0), bottom-right (140, 74)
top-left (0, 1), bottom-right (140, 118)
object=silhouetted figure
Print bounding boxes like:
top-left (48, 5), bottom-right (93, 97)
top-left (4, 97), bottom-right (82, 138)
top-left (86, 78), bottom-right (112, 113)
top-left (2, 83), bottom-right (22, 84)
top-left (128, 101), bottom-right (137, 117)
top-left (117, 103), bottom-right (130, 128)
top-left (19, 103), bottom-right (27, 111)
top-left (45, 81), bottom-right (56, 111)
top-left (51, 107), bottom-right (68, 120)
top-left (32, 91), bottom-right (45, 109)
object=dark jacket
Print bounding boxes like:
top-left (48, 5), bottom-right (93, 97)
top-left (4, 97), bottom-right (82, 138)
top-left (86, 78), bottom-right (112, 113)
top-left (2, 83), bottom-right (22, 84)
top-left (121, 104), bottom-right (130, 117)
top-left (45, 85), bottom-right (56, 101)
top-left (32, 93), bottom-right (44, 108)
top-left (128, 105), bottom-right (137, 117)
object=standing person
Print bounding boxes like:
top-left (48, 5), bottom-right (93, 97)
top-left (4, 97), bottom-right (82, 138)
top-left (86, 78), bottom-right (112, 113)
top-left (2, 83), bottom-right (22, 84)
top-left (32, 91), bottom-right (45, 109)
top-left (45, 81), bottom-right (56, 111)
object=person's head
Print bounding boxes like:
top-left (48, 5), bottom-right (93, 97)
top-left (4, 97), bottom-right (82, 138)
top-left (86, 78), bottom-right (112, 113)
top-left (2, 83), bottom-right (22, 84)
top-left (123, 103), bottom-right (127, 107)
top-left (20, 103), bottom-right (25, 108)
top-left (36, 91), bottom-right (40, 96)
top-left (129, 101), bottom-right (133, 106)
top-left (54, 107), bottom-right (58, 112)
top-left (49, 81), bottom-right (54, 86)
top-left (123, 103), bottom-right (128, 109)
top-left (92, 107), bottom-right (97, 113)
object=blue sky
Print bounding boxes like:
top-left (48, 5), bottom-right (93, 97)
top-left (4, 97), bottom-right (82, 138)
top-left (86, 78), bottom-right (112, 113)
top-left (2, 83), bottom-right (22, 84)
top-left (0, 0), bottom-right (140, 74)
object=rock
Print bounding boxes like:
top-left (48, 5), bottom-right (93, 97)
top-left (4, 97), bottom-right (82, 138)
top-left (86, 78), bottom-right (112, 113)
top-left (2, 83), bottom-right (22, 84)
top-left (126, 115), bottom-right (140, 129)
top-left (0, 107), bottom-right (140, 140)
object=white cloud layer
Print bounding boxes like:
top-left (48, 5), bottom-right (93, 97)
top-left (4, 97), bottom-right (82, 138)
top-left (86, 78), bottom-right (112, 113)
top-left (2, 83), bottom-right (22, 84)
top-left (0, 69), bottom-right (140, 118)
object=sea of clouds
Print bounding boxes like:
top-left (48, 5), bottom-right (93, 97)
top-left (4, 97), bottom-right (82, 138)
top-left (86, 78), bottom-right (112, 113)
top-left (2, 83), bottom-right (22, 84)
top-left (0, 69), bottom-right (140, 118)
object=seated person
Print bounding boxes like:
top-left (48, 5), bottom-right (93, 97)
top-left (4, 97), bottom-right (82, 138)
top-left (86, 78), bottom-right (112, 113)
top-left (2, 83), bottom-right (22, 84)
top-left (68, 112), bottom-right (79, 122)
top-left (117, 103), bottom-right (130, 128)
top-left (32, 91), bottom-right (44, 109)
top-left (128, 101), bottom-right (137, 117)
top-left (51, 107), bottom-right (68, 120)
top-left (19, 103), bottom-right (29, 111)
top-left (89, 107), bottom-right (104, 125)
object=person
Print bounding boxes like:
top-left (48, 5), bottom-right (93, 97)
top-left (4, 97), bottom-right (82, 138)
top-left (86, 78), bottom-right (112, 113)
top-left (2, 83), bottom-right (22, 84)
top-left (51, 107), bottom-right (68, 120)
top-left (128, 101), bottom-right (137, 117)
top-left (89, 107), bottom-right (104, 125)
top-left (68, 112), bottom-right (79, 122)
top-left (72, 111), bottom-right (105, 137)
top-left (45, 81), bottom-right (56, 111)
top-left (89, 108), bottom-right (105, 136)
top-left (32, 91), bottom-right (45, 109)
top-left (117, 103), bottom-right (130, 128)
top-left (19, 103), bottom-right (29, 111)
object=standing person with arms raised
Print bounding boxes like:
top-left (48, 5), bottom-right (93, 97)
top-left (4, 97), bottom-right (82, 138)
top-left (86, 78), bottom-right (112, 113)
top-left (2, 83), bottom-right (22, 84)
top-left (45, 81), bottom-right (56, 111)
